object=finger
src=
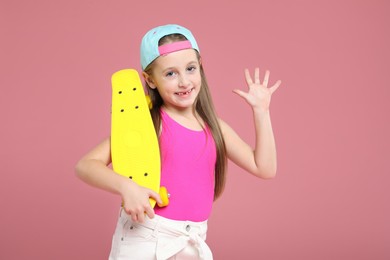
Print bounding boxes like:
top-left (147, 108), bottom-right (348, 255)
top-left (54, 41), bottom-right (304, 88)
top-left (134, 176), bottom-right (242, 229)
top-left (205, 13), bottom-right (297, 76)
top-left (232, 89), bottom-right (248, 99)
top-left (263, 70), bottom-right (270, 86)
top-left (137, 212), bottom-right (145, 223)
top-left (244, 69), bottom-right (253, 86)
top-left (131, 212), bottom-right (138, 222)
top-left (254, 67), bottom-right (260, 84)
top-left (270, 80), bottom-right (282, 94)
top-left (145, 205), bottom-right (155, 219)
top-left (149, 190), bottom-right (163, 206)
top-left (124, 207), bottom-right (133, 217)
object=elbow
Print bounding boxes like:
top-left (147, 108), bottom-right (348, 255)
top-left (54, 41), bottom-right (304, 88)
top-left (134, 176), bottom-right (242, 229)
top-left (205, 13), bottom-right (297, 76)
top-left (260, 171), bottom-right (277, 179)
top-left (255, 166), bottom-right (277, 179)
top-left (75, 159), bottom-right (86, 180)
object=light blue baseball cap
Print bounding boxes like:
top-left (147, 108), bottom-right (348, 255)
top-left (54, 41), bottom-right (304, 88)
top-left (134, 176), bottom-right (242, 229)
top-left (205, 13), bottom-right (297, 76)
top-left (140, 24), bottom-right (200, 70)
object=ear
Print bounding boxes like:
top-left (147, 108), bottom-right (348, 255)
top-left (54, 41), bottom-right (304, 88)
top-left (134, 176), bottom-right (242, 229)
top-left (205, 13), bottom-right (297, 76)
top-left (142, 71), bottom-right (157, 89)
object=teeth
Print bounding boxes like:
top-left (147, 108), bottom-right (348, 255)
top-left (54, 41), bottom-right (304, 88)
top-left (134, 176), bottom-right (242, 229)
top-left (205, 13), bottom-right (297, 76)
top-left (176, 88), bottom-right (193, 96)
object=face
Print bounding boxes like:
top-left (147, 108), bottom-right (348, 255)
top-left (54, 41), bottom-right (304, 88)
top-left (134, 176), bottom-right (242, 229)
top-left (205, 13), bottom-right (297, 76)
top-left (144, 49), bottom-right (202, 113)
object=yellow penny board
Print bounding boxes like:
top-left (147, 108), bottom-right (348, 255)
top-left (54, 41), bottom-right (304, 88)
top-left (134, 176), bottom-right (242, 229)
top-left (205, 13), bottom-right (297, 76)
top-left (110, 69), bottom-right (168, 208)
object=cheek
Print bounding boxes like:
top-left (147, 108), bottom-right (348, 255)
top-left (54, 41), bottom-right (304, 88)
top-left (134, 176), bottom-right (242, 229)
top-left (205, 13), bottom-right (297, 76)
top-left (157, 83), bottom-right (175, 95)
top-left (196, 79), bottom-right (202, 89)
top-left (193, 74), bottom-right (202, 87)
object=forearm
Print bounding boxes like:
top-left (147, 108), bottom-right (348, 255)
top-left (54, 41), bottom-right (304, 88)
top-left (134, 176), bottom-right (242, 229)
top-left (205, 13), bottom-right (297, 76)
top-left (253, 108), bottom-right (277, 178)
top-left (75, 158), bottom-right (132, 196)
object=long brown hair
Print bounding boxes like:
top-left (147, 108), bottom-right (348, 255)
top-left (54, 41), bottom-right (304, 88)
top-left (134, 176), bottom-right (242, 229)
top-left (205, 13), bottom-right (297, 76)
top-left (143, 34), bottom-right (227, 199)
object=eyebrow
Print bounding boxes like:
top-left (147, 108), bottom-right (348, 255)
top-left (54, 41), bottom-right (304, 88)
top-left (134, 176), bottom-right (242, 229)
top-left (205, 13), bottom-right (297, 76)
top-left (187, 61), bottom-right (198, 66)
top-left (161, 60), bottom-right (199, 72)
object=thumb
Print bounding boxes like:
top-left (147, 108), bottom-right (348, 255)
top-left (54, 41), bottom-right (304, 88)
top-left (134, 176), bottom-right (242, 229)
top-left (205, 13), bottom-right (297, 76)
top-left (233, 89), bottom-right (247, 99)
top-left (148, 189), bottom-right (163, 206)
top-left (269, 80), bottom-right (282, 94)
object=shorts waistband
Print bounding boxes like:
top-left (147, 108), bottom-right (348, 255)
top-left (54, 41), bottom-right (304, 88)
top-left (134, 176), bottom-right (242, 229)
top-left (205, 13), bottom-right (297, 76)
top-left (119, 208), bottom-right (212, 260)
top-left (119, 208), bottom-right (208, 236)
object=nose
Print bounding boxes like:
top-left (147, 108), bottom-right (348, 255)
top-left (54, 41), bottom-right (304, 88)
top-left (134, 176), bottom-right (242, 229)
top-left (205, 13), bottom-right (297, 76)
top-left (178, 74), bottom-right (191, 88)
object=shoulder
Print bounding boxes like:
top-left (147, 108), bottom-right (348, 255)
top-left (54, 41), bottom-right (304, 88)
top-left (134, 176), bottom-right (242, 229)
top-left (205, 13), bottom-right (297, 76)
top-left (217, 117), bottom-right (226, 127)
top-left (217, 118), bottom-right (234, 136)
top-left (217, 117), bottom-right (235, 129)
top-left (217, 118), bottom-right (246, 147)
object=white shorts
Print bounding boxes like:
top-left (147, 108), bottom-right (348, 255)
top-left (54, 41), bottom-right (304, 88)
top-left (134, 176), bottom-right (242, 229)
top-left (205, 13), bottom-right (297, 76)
top-left (108, 208), bottom-right (213, 260)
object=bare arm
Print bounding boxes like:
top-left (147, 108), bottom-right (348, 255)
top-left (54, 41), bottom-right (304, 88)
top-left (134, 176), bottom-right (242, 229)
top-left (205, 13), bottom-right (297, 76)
top-left (221, 68), bottom-right (281, 179)
top-left (75, 137), bottom-right (162, 222)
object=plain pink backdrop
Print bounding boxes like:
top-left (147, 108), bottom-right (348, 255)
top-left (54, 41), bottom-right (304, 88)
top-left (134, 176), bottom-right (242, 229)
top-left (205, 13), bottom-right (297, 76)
top-left (1, 0), bottom-right (389, 259)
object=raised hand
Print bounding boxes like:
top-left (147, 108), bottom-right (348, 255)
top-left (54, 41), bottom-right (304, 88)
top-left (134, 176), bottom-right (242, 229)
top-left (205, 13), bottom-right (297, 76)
top-left (233, 68), bottom-right (281, 111)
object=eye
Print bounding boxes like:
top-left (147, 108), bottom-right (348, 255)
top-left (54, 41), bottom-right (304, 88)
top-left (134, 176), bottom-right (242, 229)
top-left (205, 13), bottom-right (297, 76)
top-left (187, 66), bottom-right (197, 72)
top-left (165, 71), bottom-right (176, 77)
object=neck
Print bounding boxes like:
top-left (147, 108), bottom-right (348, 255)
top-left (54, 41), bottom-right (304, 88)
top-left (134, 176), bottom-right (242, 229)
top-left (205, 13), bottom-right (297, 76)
top-left (162, 104), bottom-right (196, 118)
top-left (161, 105), bottom-right (204, 130)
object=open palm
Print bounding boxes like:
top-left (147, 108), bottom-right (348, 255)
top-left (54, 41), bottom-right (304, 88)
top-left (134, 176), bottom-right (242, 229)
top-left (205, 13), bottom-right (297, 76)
top-left (234, 68), bottom-right (281, 111)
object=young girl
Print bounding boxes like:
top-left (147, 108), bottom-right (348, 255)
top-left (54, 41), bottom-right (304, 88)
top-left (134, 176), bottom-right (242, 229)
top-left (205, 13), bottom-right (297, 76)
top-left (76, 24), bottom-right (281, 260)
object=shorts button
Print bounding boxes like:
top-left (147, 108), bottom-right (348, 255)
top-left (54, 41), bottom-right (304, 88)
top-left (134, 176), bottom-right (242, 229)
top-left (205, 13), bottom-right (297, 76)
top-left (186, 225), bottom-right (191, 232)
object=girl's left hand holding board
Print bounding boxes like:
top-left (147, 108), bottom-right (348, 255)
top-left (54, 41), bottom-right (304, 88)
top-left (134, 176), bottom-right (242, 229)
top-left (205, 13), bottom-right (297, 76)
top-left (75, 138), bottom-right (163, 223)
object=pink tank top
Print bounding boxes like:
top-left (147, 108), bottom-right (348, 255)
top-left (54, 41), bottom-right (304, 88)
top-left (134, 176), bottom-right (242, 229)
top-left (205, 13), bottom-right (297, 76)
top-left (154, 109), bottom-right (216, 221)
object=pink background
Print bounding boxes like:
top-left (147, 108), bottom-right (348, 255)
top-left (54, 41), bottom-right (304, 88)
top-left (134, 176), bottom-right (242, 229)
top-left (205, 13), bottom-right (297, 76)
top-left (1, 1), bottom-right (389, 259)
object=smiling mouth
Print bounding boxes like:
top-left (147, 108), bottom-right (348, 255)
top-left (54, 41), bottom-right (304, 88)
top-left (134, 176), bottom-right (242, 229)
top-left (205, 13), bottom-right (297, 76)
top-left (175, 88), bottom-right (194, 96)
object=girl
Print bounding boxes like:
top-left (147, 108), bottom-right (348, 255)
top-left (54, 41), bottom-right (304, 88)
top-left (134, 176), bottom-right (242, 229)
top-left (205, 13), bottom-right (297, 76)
top-left (76, 24), bottom-right (281, 260)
